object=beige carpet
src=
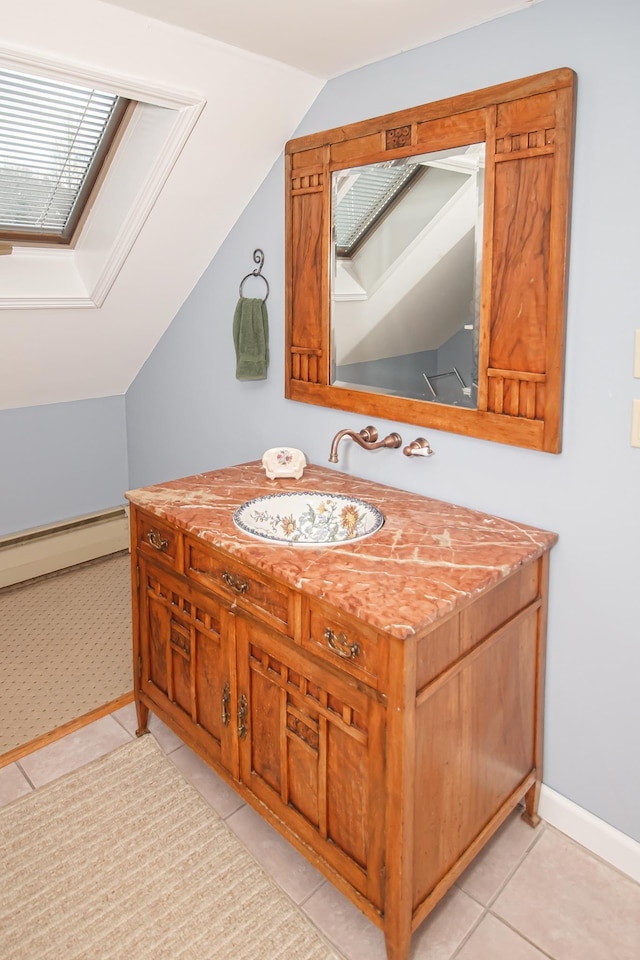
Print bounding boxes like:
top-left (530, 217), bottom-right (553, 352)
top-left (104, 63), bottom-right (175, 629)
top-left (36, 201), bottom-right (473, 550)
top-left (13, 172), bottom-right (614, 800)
top-left (0, 554), bottom-right (133, 755)
top-left (0, 736), bottom-right (342, 960)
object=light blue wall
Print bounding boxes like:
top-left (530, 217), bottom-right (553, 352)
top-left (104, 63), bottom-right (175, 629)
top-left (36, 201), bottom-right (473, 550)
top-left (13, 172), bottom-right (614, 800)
top-left (0, 396), bottom-right (128, 536)
top-left (126, 0), bottom-right (640, 842)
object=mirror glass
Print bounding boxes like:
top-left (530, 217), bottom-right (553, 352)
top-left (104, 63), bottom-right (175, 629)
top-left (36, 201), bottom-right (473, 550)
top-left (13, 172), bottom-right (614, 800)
top-left (330, 143), bottom-right (485, 409)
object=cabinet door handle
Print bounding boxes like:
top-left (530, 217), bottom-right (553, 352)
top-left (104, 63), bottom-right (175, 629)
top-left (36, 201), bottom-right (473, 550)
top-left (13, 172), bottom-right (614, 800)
top-left (147, 528), bottom-right (169, 552)
top-left (222, 570), bottom-right (248, 595)
top-left (238, 693), bottom-right (248, 739)
top-left (221, 682), bottom-right (231, 727)
top-left (324, 627), bottom-right (360, 660)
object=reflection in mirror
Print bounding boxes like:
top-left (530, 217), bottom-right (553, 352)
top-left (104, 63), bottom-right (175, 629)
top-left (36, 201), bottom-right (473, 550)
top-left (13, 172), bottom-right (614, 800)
top-left (331, 143), bottom-right (485, 409)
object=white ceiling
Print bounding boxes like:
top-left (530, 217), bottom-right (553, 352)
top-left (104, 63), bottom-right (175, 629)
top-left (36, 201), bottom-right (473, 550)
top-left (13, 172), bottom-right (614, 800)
top-left (101, 0), bottom-right (538, 79)
top-left (0, 0), bottom-right (537, 411)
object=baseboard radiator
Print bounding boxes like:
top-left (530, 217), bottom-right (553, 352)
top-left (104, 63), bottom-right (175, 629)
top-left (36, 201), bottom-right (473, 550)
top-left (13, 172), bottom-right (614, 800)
top-left (0, 506), bottom-right (130, 589)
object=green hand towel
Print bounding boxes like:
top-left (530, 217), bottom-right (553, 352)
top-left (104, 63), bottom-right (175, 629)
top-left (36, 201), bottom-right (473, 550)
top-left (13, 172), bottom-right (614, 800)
top-left (233, 296), bottom-right (269, 381)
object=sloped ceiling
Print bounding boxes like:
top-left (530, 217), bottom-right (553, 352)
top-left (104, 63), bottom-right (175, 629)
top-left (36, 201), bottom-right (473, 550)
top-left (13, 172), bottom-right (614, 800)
top-left (100, 0), bottom-right (539, 79)
top-left (0, 0), bottom-right (537, 411)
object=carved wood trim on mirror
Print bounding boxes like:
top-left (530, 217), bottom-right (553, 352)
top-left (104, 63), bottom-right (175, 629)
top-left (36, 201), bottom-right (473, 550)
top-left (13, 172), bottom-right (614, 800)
top-left (285, 69), bottom-right (575, 453)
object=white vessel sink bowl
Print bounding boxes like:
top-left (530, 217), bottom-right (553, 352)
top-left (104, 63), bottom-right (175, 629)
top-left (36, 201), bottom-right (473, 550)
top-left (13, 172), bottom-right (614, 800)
top-left (233, 491), bottom-right (383, 546)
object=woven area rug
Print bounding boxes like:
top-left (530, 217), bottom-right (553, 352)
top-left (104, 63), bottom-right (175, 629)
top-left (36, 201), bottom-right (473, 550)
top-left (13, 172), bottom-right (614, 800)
top-left (0, 554), bottom-right (132, 755)
top-left (0, 736), bottom-right (342, 960)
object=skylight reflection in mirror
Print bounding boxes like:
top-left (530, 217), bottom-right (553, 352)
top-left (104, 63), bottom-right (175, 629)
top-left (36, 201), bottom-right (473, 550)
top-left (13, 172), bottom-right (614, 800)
top-left (333, 161), bottom-right (420, 255)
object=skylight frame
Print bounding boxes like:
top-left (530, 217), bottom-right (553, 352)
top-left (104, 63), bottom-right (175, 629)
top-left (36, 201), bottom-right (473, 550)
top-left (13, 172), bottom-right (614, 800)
top-left (0, 68), bottom-right (130, 247)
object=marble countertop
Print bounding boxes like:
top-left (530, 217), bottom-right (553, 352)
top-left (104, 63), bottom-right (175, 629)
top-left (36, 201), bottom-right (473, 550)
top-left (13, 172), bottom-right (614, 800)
top-left (126, 462), bottom-right (557, 639)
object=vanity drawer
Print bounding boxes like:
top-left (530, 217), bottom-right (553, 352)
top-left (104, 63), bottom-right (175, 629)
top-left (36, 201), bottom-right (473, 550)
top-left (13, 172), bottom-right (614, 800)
top-left (302, 598), bottom-right (385, 690)
top-left (135, 510), bottom-right (182, 570)
top-left (185, 536), bottom-right (296, 636)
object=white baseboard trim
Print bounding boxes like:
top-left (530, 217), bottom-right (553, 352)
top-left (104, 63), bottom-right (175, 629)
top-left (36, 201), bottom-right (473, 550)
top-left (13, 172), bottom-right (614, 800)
top-left (539, 784), bottom-right (640, 883)
top-left (0, 507), bottom-right (130, 589)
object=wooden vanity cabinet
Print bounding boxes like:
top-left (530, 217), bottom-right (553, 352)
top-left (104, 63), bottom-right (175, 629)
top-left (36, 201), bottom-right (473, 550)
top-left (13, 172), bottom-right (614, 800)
top-left (130, 502), bottom-right (550, 960)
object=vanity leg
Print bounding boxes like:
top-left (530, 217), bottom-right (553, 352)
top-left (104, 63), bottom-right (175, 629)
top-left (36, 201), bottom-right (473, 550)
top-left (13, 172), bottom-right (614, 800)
top-left (135, 697), bottom-right (149, 737)
top-left (383, 634), bottom-right (417, 960)
top-left (384, 926), bottom-right (412, 960)
top-left (522, 779), bottom-right (542, 828)
top-left (522, 551), bottom-right (550, 830)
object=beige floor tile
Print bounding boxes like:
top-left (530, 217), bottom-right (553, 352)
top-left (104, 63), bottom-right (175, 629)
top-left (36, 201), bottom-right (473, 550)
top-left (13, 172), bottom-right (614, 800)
top-left (17, 715), bottom-right (132, 788)
top-left (145, 714), bottom-right (185, 753)
top-left (169, 742), bottom-right (245, 819)
top-left (302, 881), bottom-right (387, 960)
top-left (457, 809), bottom-right (543, 905)
top-left (0, 762), bottom-right (32, 807)
top-left (407, 887), bottom-right (484, 960)
top-left (226, 803), bottom-right (327, 904)
top-left (455, 914), bottom-right (549, 959)
top-left (493, 828), bottom-right (640, 960)
top-left (303, 881), bottom-right (482, 960)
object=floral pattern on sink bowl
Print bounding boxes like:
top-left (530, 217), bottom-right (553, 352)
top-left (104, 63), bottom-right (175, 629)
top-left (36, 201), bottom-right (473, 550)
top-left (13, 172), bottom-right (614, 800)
top-left (233, 491), bottom-right (384, 545)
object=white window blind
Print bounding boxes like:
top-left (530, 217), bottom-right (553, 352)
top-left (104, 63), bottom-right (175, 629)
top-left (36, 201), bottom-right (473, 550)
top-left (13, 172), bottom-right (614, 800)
top-left (333, 161), bottom-right (420, 256)
top-left (0, 68), bottom-right (128, 243)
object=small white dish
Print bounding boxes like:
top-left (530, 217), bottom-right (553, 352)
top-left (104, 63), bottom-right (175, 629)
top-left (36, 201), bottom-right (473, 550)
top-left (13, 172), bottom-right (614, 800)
top-left (261, 447), bottom-right (307, 479)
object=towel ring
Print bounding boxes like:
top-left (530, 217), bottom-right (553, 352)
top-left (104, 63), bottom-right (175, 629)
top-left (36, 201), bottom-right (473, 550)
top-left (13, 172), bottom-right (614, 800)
top-left (239, 248), bottom-right (269, 302)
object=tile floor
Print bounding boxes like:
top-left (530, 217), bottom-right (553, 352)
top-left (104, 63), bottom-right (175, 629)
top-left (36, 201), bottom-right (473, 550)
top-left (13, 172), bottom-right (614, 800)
top-left (1, 706), bottom-right (639, 960)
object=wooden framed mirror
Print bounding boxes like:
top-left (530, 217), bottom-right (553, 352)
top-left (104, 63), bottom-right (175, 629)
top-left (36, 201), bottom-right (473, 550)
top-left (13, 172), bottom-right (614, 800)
top-left (285, 68), bottom-right (575, 452)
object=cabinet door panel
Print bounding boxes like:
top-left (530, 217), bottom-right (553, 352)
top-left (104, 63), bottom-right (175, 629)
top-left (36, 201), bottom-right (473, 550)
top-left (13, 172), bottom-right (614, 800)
top-left (286, 707), bottom-right (320, 827)
top-left (147, 595), bottom-right (169, 696)
top-left (249, 667), bottom-right (282, 794)
top-left (236, 616), bottom-right (385, 908)
top-left (196, 618), bottom-right (229, 742)
top-left (169, 618), bottom-right (192, 716)
top-left (327, 718), bottom-right (369, 869)
top-left (139, 560), bottom-right (232, 770)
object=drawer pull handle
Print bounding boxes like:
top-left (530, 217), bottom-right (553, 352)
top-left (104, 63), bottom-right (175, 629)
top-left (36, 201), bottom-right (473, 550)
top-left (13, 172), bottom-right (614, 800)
top-left (221, 682), bottom-right (231, 727)
top-left (324, 628), bottom-right (360, 660)
top-left (147, 528), bottom-right (169, 552)
top-left (222, 570), bottom-right (248, 595)
top-left (238, 693), bottom-right (248, 739)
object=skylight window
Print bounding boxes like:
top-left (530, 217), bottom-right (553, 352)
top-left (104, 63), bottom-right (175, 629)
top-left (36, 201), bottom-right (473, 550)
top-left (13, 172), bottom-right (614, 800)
top-left (0, 68), bottom-right (129, 246)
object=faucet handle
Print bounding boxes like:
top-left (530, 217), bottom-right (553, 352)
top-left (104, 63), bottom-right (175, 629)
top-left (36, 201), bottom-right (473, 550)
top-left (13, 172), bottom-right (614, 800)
top-left (403, 437), bottom-right (434, 457)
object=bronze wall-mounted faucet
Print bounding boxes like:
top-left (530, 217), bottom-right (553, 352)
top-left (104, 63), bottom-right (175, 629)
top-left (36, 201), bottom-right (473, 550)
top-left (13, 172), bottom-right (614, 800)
top-left (328, 425), bottom-right (402, 463)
